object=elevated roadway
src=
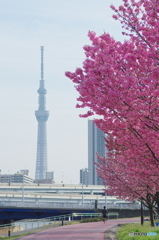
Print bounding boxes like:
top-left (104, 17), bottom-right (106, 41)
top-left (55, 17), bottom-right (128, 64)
top-left (0, 183), bottom-right (139, 209)
top-left (0, 183), bottom-right (104, 195)
top-left (0, 206), bottom-right (98, 224)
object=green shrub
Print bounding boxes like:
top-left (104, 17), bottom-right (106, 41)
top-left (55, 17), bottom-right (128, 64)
top-left (80, 217), bottom-right (102, 223)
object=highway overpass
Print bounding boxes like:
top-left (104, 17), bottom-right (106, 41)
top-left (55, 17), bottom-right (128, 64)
top-left (0, 183), bottom-right (140, 211)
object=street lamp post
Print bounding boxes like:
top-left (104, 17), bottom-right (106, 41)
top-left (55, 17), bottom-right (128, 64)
top-left (22, 174), bottom-right (24, 206)
top-left (82, 169), bottom-right (84, 208)
top-left (61, 172), bottom-right (64, 184)
top-left (105, 185), bottom-right (107, 209)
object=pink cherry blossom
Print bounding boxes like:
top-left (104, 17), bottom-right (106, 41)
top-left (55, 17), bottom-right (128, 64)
top-left (66, 0), bottom-right (159, 226)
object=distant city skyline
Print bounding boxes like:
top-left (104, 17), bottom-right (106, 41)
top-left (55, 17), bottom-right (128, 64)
top-left (0, 0), bottom-right (125, 184)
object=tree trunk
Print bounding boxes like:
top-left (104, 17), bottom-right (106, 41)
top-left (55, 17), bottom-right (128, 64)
top-left (141, 200), bottom-right (144, 225)
top-left (155, 192), bottom-right (159, 213)
top-left (149, 206), bottom-right (155, 227)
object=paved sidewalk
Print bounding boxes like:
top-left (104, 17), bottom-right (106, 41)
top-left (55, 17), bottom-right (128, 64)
top-left (16, 218), bottom-right (139, 240)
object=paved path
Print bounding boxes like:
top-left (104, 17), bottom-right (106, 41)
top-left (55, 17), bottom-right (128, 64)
top-left (17, 218), bottom-right (139, 240)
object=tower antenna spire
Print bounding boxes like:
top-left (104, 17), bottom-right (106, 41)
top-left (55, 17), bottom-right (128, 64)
top-left (41, 46), bottom-right (44, 80)
top-left (35, 46), bottom-right (49, 181)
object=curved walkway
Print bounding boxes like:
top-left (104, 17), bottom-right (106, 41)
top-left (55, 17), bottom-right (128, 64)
top-left (17, 218), bottom-right (139, 240)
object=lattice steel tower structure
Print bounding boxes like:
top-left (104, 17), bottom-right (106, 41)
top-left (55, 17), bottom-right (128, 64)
top-left (35, 46), bottom-right (49, 180)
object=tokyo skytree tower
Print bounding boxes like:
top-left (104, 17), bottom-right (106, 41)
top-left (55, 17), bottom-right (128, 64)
top-left (35, 46), bottom-right (49, 180)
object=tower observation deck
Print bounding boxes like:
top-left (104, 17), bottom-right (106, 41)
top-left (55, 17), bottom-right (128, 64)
top-left (35, 46), bottom-right (49, 180)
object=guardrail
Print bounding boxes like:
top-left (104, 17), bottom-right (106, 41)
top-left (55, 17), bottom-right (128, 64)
top-left (0, 212), bottom-right (118, 237)
top-left (72, 212), bottom-right (119, 219)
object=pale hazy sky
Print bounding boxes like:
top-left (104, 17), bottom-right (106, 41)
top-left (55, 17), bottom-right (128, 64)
top-left (0, 0), bottom-right (124, 184)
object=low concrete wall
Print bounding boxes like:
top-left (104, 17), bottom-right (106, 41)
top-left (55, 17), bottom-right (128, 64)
top-left (102, 208), bottom-right (149, 218)
top-left (0, 225), bottom-right (23, 235)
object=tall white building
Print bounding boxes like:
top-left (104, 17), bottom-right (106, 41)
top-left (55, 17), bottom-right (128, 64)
top-left (88, 120), bottom-right (106, 185)
top-left (80, 168), bottom-right (89, 185)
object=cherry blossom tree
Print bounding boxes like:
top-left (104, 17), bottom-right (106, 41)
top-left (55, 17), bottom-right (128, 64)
top-left (96, 136), bottom-right (158, 226)
top-left (66, 0), bottom-right (159, 226)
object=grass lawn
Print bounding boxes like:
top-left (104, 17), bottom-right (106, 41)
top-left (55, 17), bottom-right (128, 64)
top-left (117, 222), bottom-right (159, 240)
